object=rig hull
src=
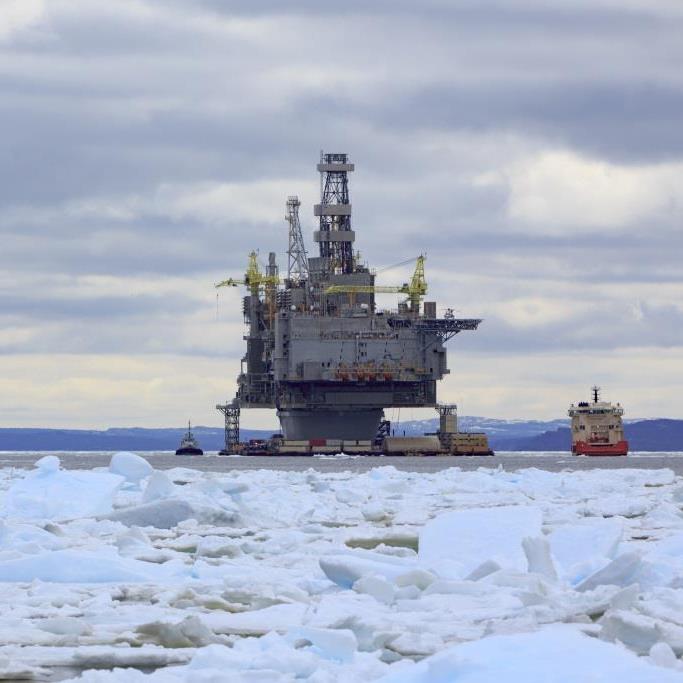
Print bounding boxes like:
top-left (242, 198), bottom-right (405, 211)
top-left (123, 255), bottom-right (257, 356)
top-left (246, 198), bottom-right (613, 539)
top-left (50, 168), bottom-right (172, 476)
top-left (278, 407), bottom-right (383, 441)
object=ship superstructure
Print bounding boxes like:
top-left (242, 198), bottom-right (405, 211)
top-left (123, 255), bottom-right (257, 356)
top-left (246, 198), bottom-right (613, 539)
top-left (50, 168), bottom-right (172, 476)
top-left (568, 386), bottom-right (628, 456)
top-left (216, 153), bottom-right (481, 445)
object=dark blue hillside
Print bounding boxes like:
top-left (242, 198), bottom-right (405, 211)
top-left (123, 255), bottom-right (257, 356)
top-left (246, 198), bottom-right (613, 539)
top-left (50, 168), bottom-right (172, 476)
top-left (0, 427), bottom-right (271, 452)
top-left (496, 419), bottom-right (683, 451)
top-left (1, 419), bottom-right (681, 451)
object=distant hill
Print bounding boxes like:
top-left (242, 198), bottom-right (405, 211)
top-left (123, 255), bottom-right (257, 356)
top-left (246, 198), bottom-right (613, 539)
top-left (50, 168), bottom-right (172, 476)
top-left (502, 419), bottom-right (683, 452)
top-left (0, 418), bottom-right (681, 452)
top-left (0, 426), bottom-right (270, 452)
top-left (393, 416), bottom-right (569, 441)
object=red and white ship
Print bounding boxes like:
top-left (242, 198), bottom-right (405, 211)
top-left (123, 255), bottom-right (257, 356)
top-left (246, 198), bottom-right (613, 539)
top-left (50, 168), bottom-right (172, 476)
top-left (568, 386), bottom-right (628, 456)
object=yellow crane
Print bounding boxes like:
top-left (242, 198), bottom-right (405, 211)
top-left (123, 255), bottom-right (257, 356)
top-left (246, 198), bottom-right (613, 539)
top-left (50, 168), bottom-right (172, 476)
top-left (215, 251), bottom-right (280, 297)
top-left (325, 255), bottom-right (427, 313)
top-left (215, 251), bottom-right (281, 323)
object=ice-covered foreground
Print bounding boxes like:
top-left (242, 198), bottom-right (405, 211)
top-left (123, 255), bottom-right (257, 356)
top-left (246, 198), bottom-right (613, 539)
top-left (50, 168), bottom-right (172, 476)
top-left (1, 455), bottom-right (683, 681)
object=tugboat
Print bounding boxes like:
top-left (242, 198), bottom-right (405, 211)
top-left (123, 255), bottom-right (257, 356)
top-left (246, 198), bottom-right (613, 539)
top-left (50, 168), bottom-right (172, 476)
top-left (568, 386), bottom-right (628, 456)
top-left (175, 421), bottom-right (204, 456)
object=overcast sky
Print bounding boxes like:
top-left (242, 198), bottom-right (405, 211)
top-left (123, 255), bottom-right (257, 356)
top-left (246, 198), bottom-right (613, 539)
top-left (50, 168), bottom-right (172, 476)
top-left (1, 0), bottom-right (682, 429)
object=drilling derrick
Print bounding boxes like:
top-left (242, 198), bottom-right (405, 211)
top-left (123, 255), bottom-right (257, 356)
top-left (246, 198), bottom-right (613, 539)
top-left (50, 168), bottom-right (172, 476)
top-left (315, 152), bottom-right (355, 274)
top-left (217, 152), bottom-right (482, 443)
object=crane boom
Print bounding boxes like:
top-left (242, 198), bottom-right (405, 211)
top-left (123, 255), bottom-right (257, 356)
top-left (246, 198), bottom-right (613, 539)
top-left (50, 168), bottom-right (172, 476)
top-left (324, 285), bottom-right (403, 295)
top-left (215, 251), bottom-right (280, 293)
top-left (324, 255), bottom-right (427, 314)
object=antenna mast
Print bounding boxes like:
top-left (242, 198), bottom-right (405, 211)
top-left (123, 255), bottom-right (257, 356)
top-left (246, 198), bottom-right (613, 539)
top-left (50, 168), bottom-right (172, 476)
top-left (285, 196), bottom-right (309, 284)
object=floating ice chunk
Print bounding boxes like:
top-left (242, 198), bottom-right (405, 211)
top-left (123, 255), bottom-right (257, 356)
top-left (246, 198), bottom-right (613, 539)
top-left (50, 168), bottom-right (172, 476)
top-left (0, 660), bottom-right (50, 680)
top-left (336, 488), bottom-right (366, 505)
top-left (389, 631), bottom-right (444, 658)
top-left (576, 551), bottom-right (642, 592)
top-left (115, 527), bottom-right (154, 559)
top-left (218, 480), bottom-right (249, 496)
top-left (609, 584), bottom-right (640, 610)
top-left (104, 495), bottom-right (239, 529)
top-left (587, 495), bottom-right (653, 519)
top-left (633, 532), bottom-right (683, 589)
top-left (71, 644), bottom-right (194, 671)
top-left (186, 635), bottom-right (318, 678)
top-left (0, 549), bottom-right (185, 583)
top-left (195, 536), bottom-right (241, 559)
top-left (464, 559), bottom-right (502, 581)
top-left (353, 574), bottom-right (396, 604)
top-left (109, 452), bottom-right (153, 483)
top-left (286, 626), bottom-right (358, 663)
top-left (600, 610), bottom-right (662, 655)
top-left (395, 584), bottom-right (421, 600)
top-left (0, 521), bottom-right (64, 553)
top-left (137, 616), bottom-right (218, 647)
top-left (549, 518), bottom-right (622, 583)
top-left (38, 617), bottom-right (92, 636)
top-left (202, 604), bottom-right (309, 636)
top-left (3, 465), bottom-right (124, 521)
top-left (649, 642), bottom-right (680, 670)
top-left (648, 532), bottom-right (683, 560)
top-left (320, 552), bottom-right (415, 589)
top-left (368, 466), bottom-right (400, 480)
top-left (362, 502), bottom-right (390, 522)
top-left (522, 536), bottom-right (558, 581)
top-left (376, 625), bottom-right (683, 683)
top-left (418, 506), bottom-right (543, 579)
top-left (394, 568), bottom-right (436, 590)
top-left (102, 499), bottom-right (196, 529)
top-left (641, 503), bottom-right (683, 529)
top-left (35, 455), bottom-right (60, 472)
top-left (142, 471), bottom-right (176, 503)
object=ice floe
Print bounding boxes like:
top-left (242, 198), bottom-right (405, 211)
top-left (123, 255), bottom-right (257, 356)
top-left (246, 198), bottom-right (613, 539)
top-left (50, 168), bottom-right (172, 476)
top-left (376, 626), bottom-right (683, 682)
top-left (109, 451), bottom-right (153, 484)
top-left (3, 458), bottom-right (124, 521)
top-left (0, 456), bottom-right (680, 680)
top-left (418, 505), bottom-right (543, 578)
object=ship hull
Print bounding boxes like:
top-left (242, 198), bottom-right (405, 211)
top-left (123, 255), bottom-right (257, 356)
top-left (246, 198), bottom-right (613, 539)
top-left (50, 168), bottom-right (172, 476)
top-left (175, 447), bottom-right (204, 456)
top-left (572, 440), bottom-right (628, 456)
top-left (278, 408), bottom-right (383, 440)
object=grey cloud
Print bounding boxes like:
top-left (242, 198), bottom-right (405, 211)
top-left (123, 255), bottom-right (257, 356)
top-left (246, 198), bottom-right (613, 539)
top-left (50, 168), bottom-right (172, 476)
top-left (160, 0), bottom-right (676, 26)
top-left (0, 0), bottom-right (679, 208)
top-left (455, 301), bottom-right (683, 355)
top-left (1, 0), bottom-right (682, 365)
top-left (0, 292), bottom-right (198, 321)
top-left (377, 82), bottom-right (683, 164)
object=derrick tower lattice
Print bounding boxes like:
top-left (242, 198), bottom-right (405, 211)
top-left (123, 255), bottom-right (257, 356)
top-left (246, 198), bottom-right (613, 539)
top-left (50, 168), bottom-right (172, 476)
top-left (285, 196), bottom-right (309, 284)
top-left (216, 401), bottom-right (240, 454)
top-left (315, 151), bottom-right (355, 274)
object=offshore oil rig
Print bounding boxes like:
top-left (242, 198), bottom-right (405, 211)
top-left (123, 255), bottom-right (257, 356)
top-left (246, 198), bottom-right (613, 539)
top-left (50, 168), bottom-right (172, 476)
top-left (216, 153), bottom-right (487, 455)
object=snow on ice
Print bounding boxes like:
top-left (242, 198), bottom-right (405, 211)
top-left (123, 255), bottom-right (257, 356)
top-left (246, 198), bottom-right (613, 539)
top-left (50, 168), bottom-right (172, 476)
top-left (0, 456), bottom-right (682, 680)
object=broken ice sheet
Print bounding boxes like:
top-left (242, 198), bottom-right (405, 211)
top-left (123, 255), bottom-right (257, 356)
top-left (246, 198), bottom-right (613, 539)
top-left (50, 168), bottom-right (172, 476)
top-left (0, 458), bottom-right (680, 680)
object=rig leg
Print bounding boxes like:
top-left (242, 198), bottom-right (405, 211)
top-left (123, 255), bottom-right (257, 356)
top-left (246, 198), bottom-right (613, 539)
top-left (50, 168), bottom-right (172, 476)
top-left (216, 402), bottom-right (240, 454)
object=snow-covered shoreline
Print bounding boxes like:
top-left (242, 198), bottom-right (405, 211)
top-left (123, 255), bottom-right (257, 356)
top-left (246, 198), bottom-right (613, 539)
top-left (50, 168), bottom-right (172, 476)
top-left (1, 453), bottom-right (683, 681)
